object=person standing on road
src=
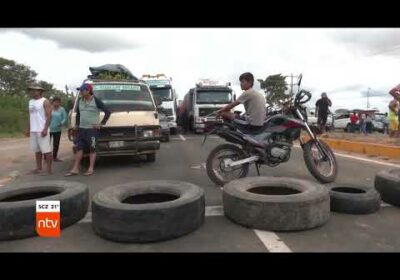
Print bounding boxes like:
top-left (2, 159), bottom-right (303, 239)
top-left (50, 96), bottom-right (67, 162)
top-left (382, 112), bottom-right (389, 134)
top-left (315, 92), bottom-right (332, 133)
top-left (350, 111), bottom-right (359, 133)
top-left (366, 113), bottom-right (373, 134)
top-left (359, 112), bottom-right (367, 135)
top-left (388, 99), bottom-right (399, 138)
top-left (65, 83), bottom-right (111, 177)
top-left (217, 72), bottom-right (266, 132)
top-left (26, 84), bottom-right (53, 175)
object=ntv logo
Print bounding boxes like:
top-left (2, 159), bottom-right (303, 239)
top-left (36, 201), bottom-right (61, 238)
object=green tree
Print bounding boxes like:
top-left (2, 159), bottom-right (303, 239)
top-left (258, 74), bottom-right (289, 105)
top-left (0, 57), bottom-right (37, 96)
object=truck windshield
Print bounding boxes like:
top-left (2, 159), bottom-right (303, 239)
top-left (196, 91), bottom-right (232, 104)
top-left (93, 84), bottom-right (155, 112)
top-left (150, 88), bottom-right (173, 101)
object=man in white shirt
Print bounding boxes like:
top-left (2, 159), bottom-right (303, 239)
top-left (217, 72), bottom-right (266, 133)
top-left (25, 84), bottom-right (53, 175)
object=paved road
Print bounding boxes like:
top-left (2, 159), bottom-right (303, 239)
top-left (0, 134), bottom-right (399, 252)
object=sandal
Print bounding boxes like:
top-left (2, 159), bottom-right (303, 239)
top-left (64, 171), bottom-right (79, 177)
top-left (84, 171), bottom-right (94, 176)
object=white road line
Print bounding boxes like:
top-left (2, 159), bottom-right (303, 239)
top-left (205, 205), bottom-right (224, 216)
top-left (293, 145), bottom-right (400, 168)
top-left (179, 134), bottom-right (186, 141)
top-left (333, 153), bottom-right (400, 168)
top-left (80, 212), bottom-right (92, 223)
top-left (79, 205), bottom-right (225, 223)
top-left (381, 203), bottom-right (392, 207)
top-left (253, 230), bottom-right (292, 253)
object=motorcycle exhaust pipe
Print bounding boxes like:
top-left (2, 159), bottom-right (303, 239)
top-left (225, 156), bottom-right (260, 167)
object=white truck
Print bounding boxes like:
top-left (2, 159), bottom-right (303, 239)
top-left (141, 74), bottom-right (178, 134)
top-left (183, 79), bottom-right (234, 134)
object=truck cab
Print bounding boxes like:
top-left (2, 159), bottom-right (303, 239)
top-left (68, 79), bottom-right (161, 162)
top-left (184, 79), bottom-right (234, 134)
top-left (141, 74), bottom-right (178, 135)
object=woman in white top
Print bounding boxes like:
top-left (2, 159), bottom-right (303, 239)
top-left (26, 84), bottom-right (53, 175)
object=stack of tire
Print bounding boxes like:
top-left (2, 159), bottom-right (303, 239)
top-left (222, 175), bottom-right (386, 232)
top-left (0, 180), bottom-right (206, 243)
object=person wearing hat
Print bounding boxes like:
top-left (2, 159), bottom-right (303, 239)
top-left (26, 83), bottom-right (53, 175)
top-left (65, 83), bottom-right (111, 176)
top-left (315, 92), bottom-right (332, 133)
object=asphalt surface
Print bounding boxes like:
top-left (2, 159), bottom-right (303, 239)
top-left (0, 134), bottom-right (400, 252)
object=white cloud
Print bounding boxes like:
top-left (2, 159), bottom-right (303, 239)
top-left (0, 28), bottom-right (398, 113)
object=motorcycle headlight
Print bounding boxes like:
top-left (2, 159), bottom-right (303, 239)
top-left (143, 130), bottom-right (154, 137)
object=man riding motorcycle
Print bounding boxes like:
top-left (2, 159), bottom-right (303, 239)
top-left (217, 72), bottom-right (266, 134)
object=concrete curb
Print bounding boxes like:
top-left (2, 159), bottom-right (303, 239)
top-left (301, 136), bottom-right (400, 159)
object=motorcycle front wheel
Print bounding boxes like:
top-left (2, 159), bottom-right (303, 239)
top-left (303, 139), bottom-right (338, 184)
top-left (206, 144), bottom-right (250, 186)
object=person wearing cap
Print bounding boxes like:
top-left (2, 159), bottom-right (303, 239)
top-left (65, 83), bottom-right (111, 176)
top-left (315, 92), bottom-right (332, 133)
top-left (26, 83), bottom-right (53, 175)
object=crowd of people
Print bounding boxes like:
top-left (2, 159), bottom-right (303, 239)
top-left (26, 83), bottom-right (110, 176)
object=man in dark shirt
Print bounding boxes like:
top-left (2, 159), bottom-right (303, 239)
top-left (315, 92), bottom-right (332, 133)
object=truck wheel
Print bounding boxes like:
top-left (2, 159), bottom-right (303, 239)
top-left (146, 153), bottom-right (156, 162)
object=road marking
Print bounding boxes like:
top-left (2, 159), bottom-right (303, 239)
top-left (80, 212), bottom-right (92, 223)
top-left (381, 203), bottom-right (392, 207)
top-left (253, 230), bottom-right (292, 253)
top-left (79, 205), bottom-right (225, 224)
top-left (334, 152), bottom-right (400, 168)
top-left (293, 145), bottom-right (400, 168)
top-left (205, 205), bottom-right (224, 216)
top-left (179, 134), bottom-right (186, 141)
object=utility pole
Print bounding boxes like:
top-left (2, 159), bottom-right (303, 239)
top-left (290, 73), bottom-right (293, 95)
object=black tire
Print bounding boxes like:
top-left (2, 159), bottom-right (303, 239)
top-left (206, 144), bottom-right (250, 186)
top-left (146, 153), bottom-right (156, 162)
top-left (326, 184), bottom-right (381, 214)
top-left (303, 140), bottom-right (338, 184)
top-left (0, 180), bottom-right (89, 241)
top-left (92, 180), bottom-right (205, 243)
top-left (170, 127), bottom-right (177, 135)
top-left (375, 169), bottom-right (400, 206)
top-left (223, 177), bottom-right (330, 231)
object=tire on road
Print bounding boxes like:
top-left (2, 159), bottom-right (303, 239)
top-left (92, 180), bottom-right (205, 243)
top-left (0, 180), bottom-right (89, 240)
top-left (223, 177), bottom-right (330, 231)
top-left (326, 184), bottom-right (381, 214)
top-left (375, 169), bottom-right (400, 207)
